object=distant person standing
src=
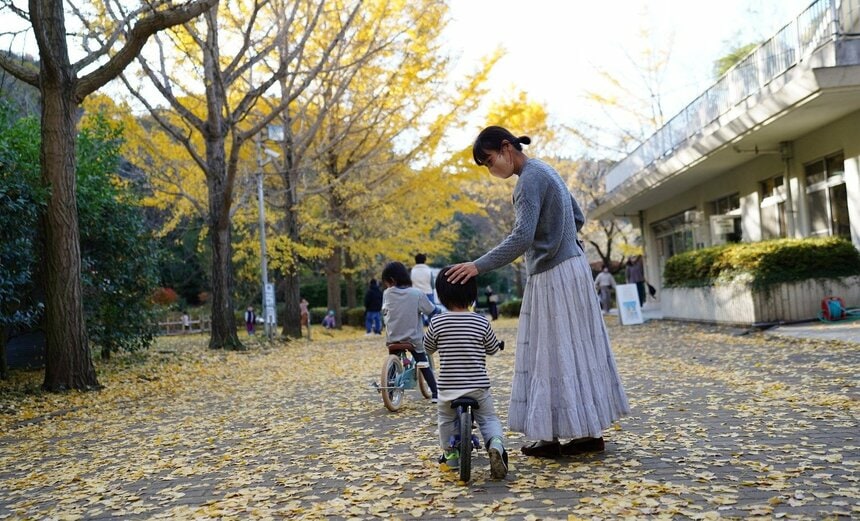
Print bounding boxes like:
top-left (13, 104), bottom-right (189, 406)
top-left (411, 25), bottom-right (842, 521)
top-left (364, 279), bottom-right (384, 335)
top-left (244, 306), bottom-right (256, 335)
top-left (411, 253), bottom-right (434, 303)
top-left (181, 311), bottom-right (191, 333)
top-left (625, 256), bottom-right (646, 306)
top-left (411, 253), bottom-right (434, 325)
top-left (594, 266), bottom-right (616, 313)
top-left (485, 286), bottom-right (499, 321)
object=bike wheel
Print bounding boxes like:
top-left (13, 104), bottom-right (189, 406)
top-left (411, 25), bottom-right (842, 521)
top-left (458, 408), bottom-right (472, 482)
top-left (417, 369), bottom-right (432, 399)
top-left (381, 354), bottom-right (405, 412)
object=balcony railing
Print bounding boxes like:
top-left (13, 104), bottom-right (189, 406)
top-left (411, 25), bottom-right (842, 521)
top-left (606, 0), bottom-right (845, 192)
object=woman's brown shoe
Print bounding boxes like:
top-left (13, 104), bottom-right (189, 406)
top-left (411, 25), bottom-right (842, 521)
top-left (560, 437), bottom-right (605, 455)
top-left (520, 441), bottom-right (561, 458)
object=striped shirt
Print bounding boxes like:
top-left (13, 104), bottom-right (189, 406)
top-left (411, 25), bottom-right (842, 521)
top-left (424, 312), bottom-right (501, 397)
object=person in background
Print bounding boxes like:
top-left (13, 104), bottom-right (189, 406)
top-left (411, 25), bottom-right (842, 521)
top-left (322, 310), bottom-right (336, 329)
top-left (485, 286), bottom-right (499, 321)
top-left (181, 311), bottom-right (191, 333)
top-left (244, 306), bottom-right (256, 335)
top-left (411, 253), bottom-right (434, 303)
top-left (299, 298), bottom-right (309, 328)
top-left (446, 126), bottom-right (629, 458)
top-left (381, 261), bottom-right (439, 403)
top-left (594, 266), bottom-right (616, 314)
top-left (364, 279), bottom-right (384, 335)
top-left (625, 256), bottom-right (646, 306)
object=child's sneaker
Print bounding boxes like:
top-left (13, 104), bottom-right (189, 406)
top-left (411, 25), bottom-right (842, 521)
top-left (487, 437), bottom-right (508, 479)
top-left (439, 449), bottom-right (459, 471)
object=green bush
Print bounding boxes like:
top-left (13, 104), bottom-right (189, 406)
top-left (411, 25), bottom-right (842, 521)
top-left (664, 237), bottom-right (860, 289)
top-left (499, 299), bottom-right (522, 317)
top-left (344, 307), bottom-right (366, 327)
top-left (310, 307), bottom-right (328, 325)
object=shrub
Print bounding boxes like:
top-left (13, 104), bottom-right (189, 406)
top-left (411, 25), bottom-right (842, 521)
top-left (499, 299), bottom-right (521, 317)
top-left (664, 237), bottom-right (860, 289)
top-left (152, 287), bottom-right (179, 307)
top-left (344, 307), bottom-right (366, 327)
top-left (310, 307), bottom-right (328, 325)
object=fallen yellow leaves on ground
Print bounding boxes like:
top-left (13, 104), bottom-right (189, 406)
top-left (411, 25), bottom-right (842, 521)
top-left (1, 317), bottom-right (858, 519)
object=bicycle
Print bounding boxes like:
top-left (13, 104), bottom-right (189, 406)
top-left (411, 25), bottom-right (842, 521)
top-left (373, 342), bottom-right (432, 412)
top-left (444, 340), bottom-right (505, 482)
top-left (447, 397), bottom-right (481, 482)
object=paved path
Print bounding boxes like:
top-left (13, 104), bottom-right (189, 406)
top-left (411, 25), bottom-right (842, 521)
top-left (1, 318), bottom-right (857, 520)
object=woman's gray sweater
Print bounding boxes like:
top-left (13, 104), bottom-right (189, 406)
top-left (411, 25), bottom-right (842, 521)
top-left (474, 158), bottom-right (585, 276)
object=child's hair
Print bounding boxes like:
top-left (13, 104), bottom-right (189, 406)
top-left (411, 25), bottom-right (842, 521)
top-left (414, 253), bottom-right (427, 264)
top-left (381, 261), bottom-right (412, 287)
top-left (435, 265), bottom-right (477, 309)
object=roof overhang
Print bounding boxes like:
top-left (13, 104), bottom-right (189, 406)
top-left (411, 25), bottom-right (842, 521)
top-left (591, 62), bottom-right (860, 220)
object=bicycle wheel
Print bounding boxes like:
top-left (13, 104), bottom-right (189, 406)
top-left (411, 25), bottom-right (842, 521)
top-left (458, 408), bottom-right (472, 482)
top-left (381, 354), bottom-right (405, 412)
top-left (417, 369), bottom-right (432, 399)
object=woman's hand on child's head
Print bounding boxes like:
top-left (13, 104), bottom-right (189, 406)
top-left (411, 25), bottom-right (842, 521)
top-left (447, 262), bottom-right (477, 284)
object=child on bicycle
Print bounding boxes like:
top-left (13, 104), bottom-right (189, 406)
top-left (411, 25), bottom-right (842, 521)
top-left (424, 265), bottom-right (508, 479)
top-left (380, 261), bottom-right (439, 402)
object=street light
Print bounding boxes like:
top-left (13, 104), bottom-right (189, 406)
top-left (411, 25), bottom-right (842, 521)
top-left (256, 139), bottom-right (280, 340)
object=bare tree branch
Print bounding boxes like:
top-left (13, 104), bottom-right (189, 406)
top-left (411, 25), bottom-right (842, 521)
top-left (75, 0), bottom-right (217, 101)
top-left (0, 50), bottom-right (38, 85)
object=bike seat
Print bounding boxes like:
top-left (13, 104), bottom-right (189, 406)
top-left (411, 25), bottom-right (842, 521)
top-left (386, 342), bottom-right (414, 354)
top-left (451, 397), bottom-right (479, 410)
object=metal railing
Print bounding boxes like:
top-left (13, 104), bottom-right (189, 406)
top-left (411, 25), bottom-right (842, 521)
top-left (606, 0), bottom-right (843, 191)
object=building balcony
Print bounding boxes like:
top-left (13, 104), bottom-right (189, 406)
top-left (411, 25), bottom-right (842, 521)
top-left (593, 0), bottom-right (860, 218)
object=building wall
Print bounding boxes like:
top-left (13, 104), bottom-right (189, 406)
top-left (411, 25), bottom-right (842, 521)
top-left (642, 109), bottom-right (860, 293)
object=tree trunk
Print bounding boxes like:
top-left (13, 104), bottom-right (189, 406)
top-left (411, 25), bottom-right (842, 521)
top-left (279, 155), bottom-right (302, 339)
top-left (38, 21), bottom-right (99, 390)
top-left (344, 250), bottom-right (357, 309)
top-left (514, 263), bottom-right (525, 298)
top-left (208, 202), bottom-right (242, 350)
top-left (325, 246), bottom-right (342, 328)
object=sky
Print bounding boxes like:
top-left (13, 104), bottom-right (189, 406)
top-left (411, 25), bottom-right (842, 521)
top-left (1, 0), bottom-right (812, 155)
top-left (441, 0), bottom-right (811, 151)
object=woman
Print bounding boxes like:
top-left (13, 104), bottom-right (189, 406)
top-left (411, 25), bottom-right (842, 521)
top-left (446, 126), bottom-right (629, 458)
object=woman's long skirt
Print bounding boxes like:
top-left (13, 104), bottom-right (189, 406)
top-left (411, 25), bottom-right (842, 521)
top-left (508, 254), bottom-right (630, 441)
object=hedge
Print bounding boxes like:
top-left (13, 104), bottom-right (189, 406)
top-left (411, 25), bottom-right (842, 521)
top-left (499, 299), bottom-right (522, 317)
top-left (663, 237), bottom-right (860, 289)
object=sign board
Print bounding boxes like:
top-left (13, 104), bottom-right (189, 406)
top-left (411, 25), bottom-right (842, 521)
top-left (711, 215), bottom-right (735, 235)
top-left (264, 283), bottom-right (277, 325)
top-left (616, 283), bottom-right (644, 325)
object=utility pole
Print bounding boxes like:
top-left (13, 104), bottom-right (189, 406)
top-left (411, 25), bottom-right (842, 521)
top-left (256, 135), bottom-right (276, 340)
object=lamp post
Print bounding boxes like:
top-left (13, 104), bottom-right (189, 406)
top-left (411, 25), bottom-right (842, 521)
top-left (256, 137), bottom-right (279, 340)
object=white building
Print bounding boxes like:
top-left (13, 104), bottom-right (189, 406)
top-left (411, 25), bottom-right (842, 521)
top-left (592, 0), bottom-right (860, 296)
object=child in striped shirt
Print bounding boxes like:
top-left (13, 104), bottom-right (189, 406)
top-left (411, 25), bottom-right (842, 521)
top-left (424, 266), bottom-right (508, 479)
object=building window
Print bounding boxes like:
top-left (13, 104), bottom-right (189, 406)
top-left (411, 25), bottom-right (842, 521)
top-left (759, 175), bottom-right (786, 240)
top-left (653, 210), bottom-right (697, 260)
top-left (805, 152), bottom-right (850, 238)
top-left (710, 193), bottom-right (740, 215)
top-left (708, 193), bottom-right (742, 244)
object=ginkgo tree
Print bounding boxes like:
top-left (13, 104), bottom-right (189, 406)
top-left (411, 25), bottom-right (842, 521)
top-left (0, 0), bottom-right (216, 390)
top-left (263, 0), bottom-right (500, 326)
top-left (113, 0), bottom-right (361, 349)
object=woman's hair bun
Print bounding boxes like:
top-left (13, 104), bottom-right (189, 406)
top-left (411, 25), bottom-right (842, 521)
top-left (517, 135), bottom-right (531, 145)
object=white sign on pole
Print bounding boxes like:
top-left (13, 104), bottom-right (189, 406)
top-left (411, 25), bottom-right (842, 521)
top-left (616, 283), bottom-right (644, 325)
top-left (264, 283), bottom-right (277, 325)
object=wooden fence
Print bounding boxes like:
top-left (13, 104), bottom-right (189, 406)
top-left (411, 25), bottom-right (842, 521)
top-left (157, 316), bottom-right (211, 336)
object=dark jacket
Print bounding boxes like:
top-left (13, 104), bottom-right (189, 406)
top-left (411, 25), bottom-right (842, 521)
top-left (364, 283), bottom-right (384, 312)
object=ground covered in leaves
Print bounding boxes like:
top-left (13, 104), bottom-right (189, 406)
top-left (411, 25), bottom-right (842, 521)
top-left (1, 318), bottom-right (857, 520)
